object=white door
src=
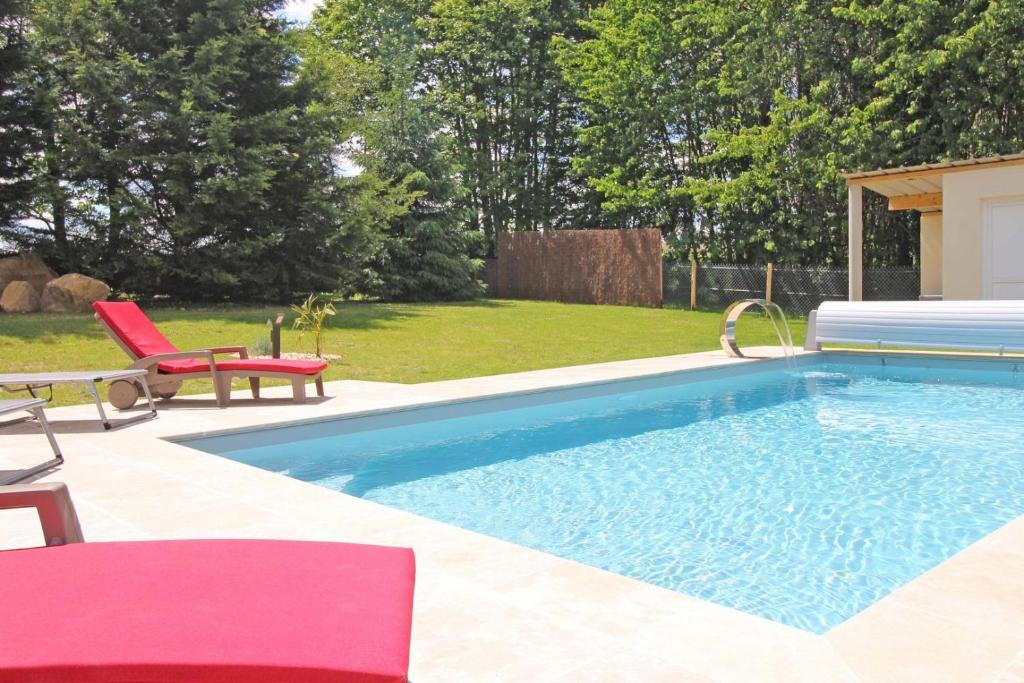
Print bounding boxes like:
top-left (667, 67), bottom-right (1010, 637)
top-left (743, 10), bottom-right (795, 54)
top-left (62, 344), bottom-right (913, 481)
top-left (984, 199), bottom-right (1024, 299)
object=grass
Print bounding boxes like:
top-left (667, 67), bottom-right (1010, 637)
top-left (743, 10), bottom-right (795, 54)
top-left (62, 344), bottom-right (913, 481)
top-left (0, 299), bottom-right (806, 407)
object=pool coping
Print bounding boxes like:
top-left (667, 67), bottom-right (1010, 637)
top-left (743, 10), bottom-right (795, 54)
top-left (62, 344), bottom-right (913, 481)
top-left (2, 346), bottom-right (1022, 681)
top-left (167, 352), bottom-right (807, 444)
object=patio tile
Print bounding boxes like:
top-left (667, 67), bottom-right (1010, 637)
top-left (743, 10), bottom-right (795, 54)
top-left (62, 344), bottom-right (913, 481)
top-left (72, 498), bottom-right (152, 542)
top-left (410, 580), bottom-right (620, 682)
top-left (977, 516), bottom-right (1024, 557)
top-left (554, 646), bottom-right (717, 682)
top-left (629, 600), bottom-right (858, 683)
top-left (413, 527), bottom-right (569, 589)
top-left (72, 475), bottom-right (238, 527)
top-left (492, 556), bottom-right (690, 640)
top-left (888, 540), bottom-right (1024, 634)
top-left (994, 651), bottom-right (1024, 683)
top-left (124, 497), bottom-right (287, 538)
top-left (0, 506), bottom-right (46, 550)
top-left (828, 602), bottom-right (1023, 683)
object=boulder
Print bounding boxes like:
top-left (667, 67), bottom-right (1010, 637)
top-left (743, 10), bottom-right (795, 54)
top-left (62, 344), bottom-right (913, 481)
top-left (40, 273), bottom-right (112, 313)
top-left (0, 280), bottom-right (41, 313)
top-left (0, 254), bottom-right (57, 294)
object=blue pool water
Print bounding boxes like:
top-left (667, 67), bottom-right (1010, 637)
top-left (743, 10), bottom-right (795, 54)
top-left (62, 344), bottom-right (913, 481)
top-left (186, 357), bottom-right (1024, 633)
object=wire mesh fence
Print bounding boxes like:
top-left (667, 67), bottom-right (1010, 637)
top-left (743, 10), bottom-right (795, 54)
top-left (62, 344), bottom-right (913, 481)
top-left (772, 265), bottom-right (847, 314)
top-left (663, 261), bottom-right (920, 315)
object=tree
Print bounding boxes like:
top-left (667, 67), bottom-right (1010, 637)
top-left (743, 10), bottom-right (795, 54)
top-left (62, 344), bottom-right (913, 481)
top-left (0, 0), bottom-right (39, 235)
top-left (309, 0), bottom-right (483, 300)
top-left (12, 0), bottom-right (1020, 293)
top-left (21, 0), bottom-right (397, 300)
top-left (841, 0), bottom-right (1024, 161)
top-left (556, 0), bottom-right (713, 247)
top-left (425, 0), bottom-right (601, 249)
top-left (558, 0), bottom-right (920, 266)
top-left (677, 1), bottom-right (864, 265)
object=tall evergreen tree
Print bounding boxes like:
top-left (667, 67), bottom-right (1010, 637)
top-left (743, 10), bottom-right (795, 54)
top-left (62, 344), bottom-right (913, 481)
top-left (361, 103), bottom-right (485, 301)
top-left (0, 0), bottom-right (39, 235)
top-left (310, 0), bottom-right (483, 300)
top-left (24, 0), bottom-right (396, 300)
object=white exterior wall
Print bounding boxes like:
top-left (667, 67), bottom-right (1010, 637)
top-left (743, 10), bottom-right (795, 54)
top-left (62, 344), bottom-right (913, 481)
top-left (942, 165), bottom-right (1024, 299)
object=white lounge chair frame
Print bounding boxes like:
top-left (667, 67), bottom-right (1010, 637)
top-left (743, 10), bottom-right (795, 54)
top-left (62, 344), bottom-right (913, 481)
top-left (804, 300), bottom-right (1024, 354)
top-left (0, 482), bottom-right (83, 544)
top-left (0, 370), bottom-right (157, 430)
top-left (0, 398), bottom-right (63, 485)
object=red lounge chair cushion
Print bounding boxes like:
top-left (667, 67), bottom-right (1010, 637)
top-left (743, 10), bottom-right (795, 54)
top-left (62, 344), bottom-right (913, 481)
top-left (0, 540), bottom-right (415, 683)
top-left (93, 301), bottom-right (180, 359)
top-left (158, 357), bottom-right (329, 375)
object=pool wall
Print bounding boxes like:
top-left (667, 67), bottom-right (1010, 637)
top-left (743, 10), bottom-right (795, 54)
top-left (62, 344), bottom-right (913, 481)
top-left (179, 350), bottom-right (1022, 455)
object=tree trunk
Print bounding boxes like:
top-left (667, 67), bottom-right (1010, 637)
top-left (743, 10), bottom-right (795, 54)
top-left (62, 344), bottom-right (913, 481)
top-left (44, 132), bottom-right (70, 269)
top-left (105, 175), bottom-right (123, 281)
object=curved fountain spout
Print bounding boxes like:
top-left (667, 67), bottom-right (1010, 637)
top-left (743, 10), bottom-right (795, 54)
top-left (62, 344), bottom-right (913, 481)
top-left (720, 299), bottom-right (796, 363)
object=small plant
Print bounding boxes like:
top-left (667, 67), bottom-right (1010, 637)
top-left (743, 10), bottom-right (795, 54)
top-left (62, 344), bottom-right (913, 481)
top-left (250, 319), bottom-right (273, 357)
top-left (291, 294), bottom-right (336, 358)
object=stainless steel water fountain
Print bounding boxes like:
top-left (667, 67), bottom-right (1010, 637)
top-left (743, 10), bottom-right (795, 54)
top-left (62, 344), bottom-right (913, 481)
top-left (719, 299), bottom-right (796, 362)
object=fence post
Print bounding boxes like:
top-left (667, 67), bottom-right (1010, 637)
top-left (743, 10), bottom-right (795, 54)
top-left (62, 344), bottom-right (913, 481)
top-left (765, 262), bottom-right (774, 303)
top-left (271, 314), bottom-right (284, 358)
top-left (689, 258), bottom-right (698, 311)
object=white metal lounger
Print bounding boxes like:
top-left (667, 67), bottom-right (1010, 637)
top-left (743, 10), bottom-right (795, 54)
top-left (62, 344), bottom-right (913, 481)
top-left (0, 398), bottom-right (63, 485)
top-left (804, 300), bottom-right (1024, 353)
top-left (0, 369), bottom-right (157, 430)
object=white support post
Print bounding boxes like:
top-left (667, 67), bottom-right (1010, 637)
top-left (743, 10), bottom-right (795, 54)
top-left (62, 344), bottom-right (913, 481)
top-left (848, 184), bottom-right (863, 301)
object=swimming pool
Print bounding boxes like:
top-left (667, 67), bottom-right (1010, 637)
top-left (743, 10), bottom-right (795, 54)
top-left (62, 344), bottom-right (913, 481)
top-left (183, 354), bottom-right (1024, 633)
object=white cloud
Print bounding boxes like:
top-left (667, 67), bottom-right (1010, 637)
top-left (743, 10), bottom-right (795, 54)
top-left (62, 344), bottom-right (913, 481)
top-left (278, 0), bottom-right (322, 25)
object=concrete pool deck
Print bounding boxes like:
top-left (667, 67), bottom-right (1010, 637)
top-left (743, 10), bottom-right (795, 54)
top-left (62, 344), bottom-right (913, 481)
top-left (2, 347), bottom-right (1023, 682)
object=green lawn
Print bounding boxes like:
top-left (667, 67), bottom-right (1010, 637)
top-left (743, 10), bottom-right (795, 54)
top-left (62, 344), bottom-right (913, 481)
top-left (0, 300), bottom-right (806, 406)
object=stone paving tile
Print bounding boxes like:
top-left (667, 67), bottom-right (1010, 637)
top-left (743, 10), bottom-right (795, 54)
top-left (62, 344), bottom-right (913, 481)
top-left (827, 602), bottom-right (1023, 683)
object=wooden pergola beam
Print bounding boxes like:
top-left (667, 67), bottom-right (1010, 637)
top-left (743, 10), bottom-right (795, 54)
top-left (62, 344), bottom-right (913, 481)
top-left (888, 192), bottom-right (943, 211)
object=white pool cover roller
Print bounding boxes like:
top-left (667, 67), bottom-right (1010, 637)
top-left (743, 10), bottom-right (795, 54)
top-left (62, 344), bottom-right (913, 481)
top-left (807, 300), bottom-right (1024, 353)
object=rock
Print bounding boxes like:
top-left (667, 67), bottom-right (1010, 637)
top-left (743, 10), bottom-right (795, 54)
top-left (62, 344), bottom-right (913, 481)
top-left (40, 273), bottom-right (112, 313)
top-left (0, 280), bottom-right (41, 313)
top-left (0, 254), bottom-right (57, 294)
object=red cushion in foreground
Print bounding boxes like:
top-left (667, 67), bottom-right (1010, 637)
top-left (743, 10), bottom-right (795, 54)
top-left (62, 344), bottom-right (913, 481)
top-left (0, 540), bottom-right (415, 683)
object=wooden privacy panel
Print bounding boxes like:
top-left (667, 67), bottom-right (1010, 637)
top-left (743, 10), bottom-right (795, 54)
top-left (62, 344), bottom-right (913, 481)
top-left (495, 229), bottom-right (663, 307)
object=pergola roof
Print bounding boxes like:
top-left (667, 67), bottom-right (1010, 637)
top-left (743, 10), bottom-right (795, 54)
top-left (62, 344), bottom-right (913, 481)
top-left (841, 152), bottom-right (1024, 213)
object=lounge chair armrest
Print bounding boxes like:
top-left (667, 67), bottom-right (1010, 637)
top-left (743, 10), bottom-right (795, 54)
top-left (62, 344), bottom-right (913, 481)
top-left (206, 346), bottom-right (249, 359)
top-left (0, 482), bottom-right (84, 546)
top-left (129, 349), bottom-right (218, 370)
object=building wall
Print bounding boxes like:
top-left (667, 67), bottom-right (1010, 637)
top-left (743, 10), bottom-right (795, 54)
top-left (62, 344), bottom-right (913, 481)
top-left (919, 213), bottom-right (943, 297)
top-left (942, 164), bottom-right (1024, 299)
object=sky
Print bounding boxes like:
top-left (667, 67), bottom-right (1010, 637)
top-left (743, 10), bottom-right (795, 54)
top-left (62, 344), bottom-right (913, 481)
top-left (278, 0), bottom-right (323, 25)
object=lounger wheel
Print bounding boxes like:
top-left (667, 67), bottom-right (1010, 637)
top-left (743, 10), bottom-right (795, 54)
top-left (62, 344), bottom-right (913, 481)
top-left (153, 379), bottom-right (182, 400)
top-left (108, 380), bottom-right (139, 410)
